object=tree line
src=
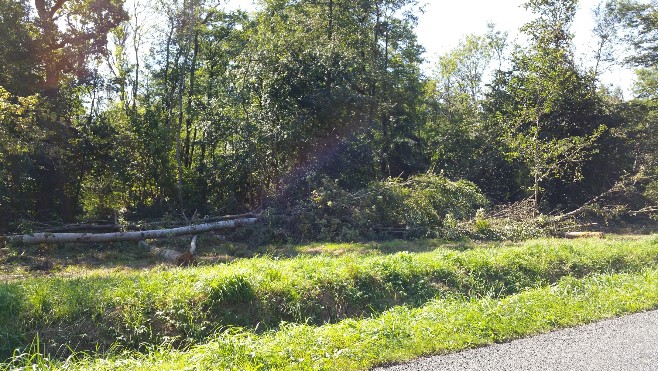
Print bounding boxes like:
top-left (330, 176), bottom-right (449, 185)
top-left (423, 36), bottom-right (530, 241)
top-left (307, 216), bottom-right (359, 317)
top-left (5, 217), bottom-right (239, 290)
top-left (0, 0), bottom-right (656, 235)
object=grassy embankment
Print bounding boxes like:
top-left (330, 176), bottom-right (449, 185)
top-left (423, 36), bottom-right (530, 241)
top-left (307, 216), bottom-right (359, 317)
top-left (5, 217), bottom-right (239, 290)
top-left (1, 235), bottom-right (658, 369)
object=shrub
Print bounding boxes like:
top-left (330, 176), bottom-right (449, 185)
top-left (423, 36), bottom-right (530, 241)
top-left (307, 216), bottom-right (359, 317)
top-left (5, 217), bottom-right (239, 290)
top-left (254, 174), bottom-right (489, 243)
top-left (363, 175), bottom-right (489, 238)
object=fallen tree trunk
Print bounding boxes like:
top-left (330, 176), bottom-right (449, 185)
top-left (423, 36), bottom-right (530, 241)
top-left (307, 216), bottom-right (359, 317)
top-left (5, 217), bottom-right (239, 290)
top-left (2, 218), bottom-right (258, 245)
top-left (556, 174), bottom-right (647, 220)
top-left (564, 231), bottom-right (605, 239)
top-left (630, 206), bottom-right (658, 216)
top-left (37, 213), bottom-right (260, 233)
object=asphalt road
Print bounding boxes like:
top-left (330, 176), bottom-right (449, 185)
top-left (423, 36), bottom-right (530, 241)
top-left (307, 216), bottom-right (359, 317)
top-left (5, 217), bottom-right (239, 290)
top-left (375, 309), bottom-right (658, 371)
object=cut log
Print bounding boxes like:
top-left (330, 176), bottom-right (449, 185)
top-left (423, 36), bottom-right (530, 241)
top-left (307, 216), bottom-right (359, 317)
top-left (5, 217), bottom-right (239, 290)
top-left (564, 231), bottom-right (605, 239)
top-left (139, 241), bottom-right (195, 266)
top-left (2, 218), bottom-right (257, 245)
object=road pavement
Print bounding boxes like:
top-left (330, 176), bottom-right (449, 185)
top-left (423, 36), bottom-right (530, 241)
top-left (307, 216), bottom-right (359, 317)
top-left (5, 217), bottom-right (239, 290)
top-left (374, 309), bottom-right (658, 370)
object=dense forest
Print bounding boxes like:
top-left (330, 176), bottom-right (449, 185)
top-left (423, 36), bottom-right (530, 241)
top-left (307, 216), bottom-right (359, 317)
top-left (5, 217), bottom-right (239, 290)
top-left (0, 0), bottom-right (657, 240)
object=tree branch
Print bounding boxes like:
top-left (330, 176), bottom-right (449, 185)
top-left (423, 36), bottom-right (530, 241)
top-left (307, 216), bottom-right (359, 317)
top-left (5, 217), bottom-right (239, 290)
top-left (48, 0), bottom-right (69, 18)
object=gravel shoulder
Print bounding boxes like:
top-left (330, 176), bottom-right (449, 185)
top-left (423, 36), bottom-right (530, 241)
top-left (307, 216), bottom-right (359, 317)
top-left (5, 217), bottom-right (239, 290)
top-left (375, 309), bottom-right (658, 371)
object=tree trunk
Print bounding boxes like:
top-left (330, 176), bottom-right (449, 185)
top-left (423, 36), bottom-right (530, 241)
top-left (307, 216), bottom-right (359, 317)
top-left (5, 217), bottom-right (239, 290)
top-left (163, 18), bottom-right (175, 131)
top-left (184, 32), bottom-right (200, 168)
top-left (564, 231), bottom-right (604, 239)
top-left (2, 218), bottom-right (257, 245)
top-left (533, 115), bottom-right (541, 217)
top-left (139, 237), bottom-right (197, 266)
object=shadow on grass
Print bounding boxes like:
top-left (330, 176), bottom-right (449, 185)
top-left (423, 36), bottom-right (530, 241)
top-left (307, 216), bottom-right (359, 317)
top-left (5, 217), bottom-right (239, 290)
top-left (273, 238), bottom-right (483, 257)
top-left (0, 235), bottom-right (487, 280)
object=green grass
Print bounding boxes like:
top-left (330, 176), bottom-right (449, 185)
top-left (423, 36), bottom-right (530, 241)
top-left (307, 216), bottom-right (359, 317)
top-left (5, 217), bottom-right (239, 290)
top-left (1, 235), bottom-right (657, 362)
top-left (10, 267), bottom-right (658, 370)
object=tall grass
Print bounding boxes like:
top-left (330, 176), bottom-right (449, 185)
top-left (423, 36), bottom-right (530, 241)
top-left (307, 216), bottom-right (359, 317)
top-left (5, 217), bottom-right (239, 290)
top-left (11, 267), bottom-right (658, 370)
top-left (1, 236), bottom-right (657, 360)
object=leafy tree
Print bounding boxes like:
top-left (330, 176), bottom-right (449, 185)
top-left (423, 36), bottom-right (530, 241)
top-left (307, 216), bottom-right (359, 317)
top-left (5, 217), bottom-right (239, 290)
top-left (633, 67), bottom-right (658, 98)
top-left (0, 0), bottom-right (39, 95)
top-left (0, 87), bottom-right (43, 230)
top-left (226, 0), bottom-right (425, 203)
top-left (425, 35), bottom-right (492, 178)
top-left (424, 33), bottom-right (522, 202)
top-left (594, 0), bottom-right (658, 215)
top-left (606, 0), bottom-right (658, 67)
top-left (488, 0), bottom-right (606, 212)
top-left (32, 0), bottom-right (128, 94)
top-left (0, 0), bottom-right (128, 230)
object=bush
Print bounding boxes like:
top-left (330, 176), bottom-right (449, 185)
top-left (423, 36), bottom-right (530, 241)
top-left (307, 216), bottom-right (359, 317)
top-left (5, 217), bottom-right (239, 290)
top-left (364, 175), bottom-right (489, 238)
top-left (254, 173), bottom-right (489, 243)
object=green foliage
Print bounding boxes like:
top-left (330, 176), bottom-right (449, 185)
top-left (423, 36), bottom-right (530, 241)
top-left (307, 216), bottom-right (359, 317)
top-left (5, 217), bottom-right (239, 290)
top-left (608, 0), bottom-right (658, 67)
top-left (483, 0), bottom-right (610, 211)
top-left (262, 174), bottom-right (489, 242)
top-left (368, 175), bottom-right (489, 237)
top-left (32, 0), bottom-right (128, 90)
top-left (633, 67), bottom-right (658, 99)
top-left (423, 31), bottom-right (520, 203)
top-left (0, 0), bottom-right (656, 230)
top-left (0, 0), bottom-right (129, 231)
top-left (645, 181), bottom-right (658, 203)
top-left (0, 87), bottom-right (46, 230)
top-left (0, 0), bottom-right (38, 95)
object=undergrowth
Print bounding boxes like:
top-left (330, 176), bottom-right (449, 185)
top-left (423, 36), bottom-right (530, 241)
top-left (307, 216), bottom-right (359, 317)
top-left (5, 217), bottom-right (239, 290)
top-left (0, 236), bottom-right (657, 360)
